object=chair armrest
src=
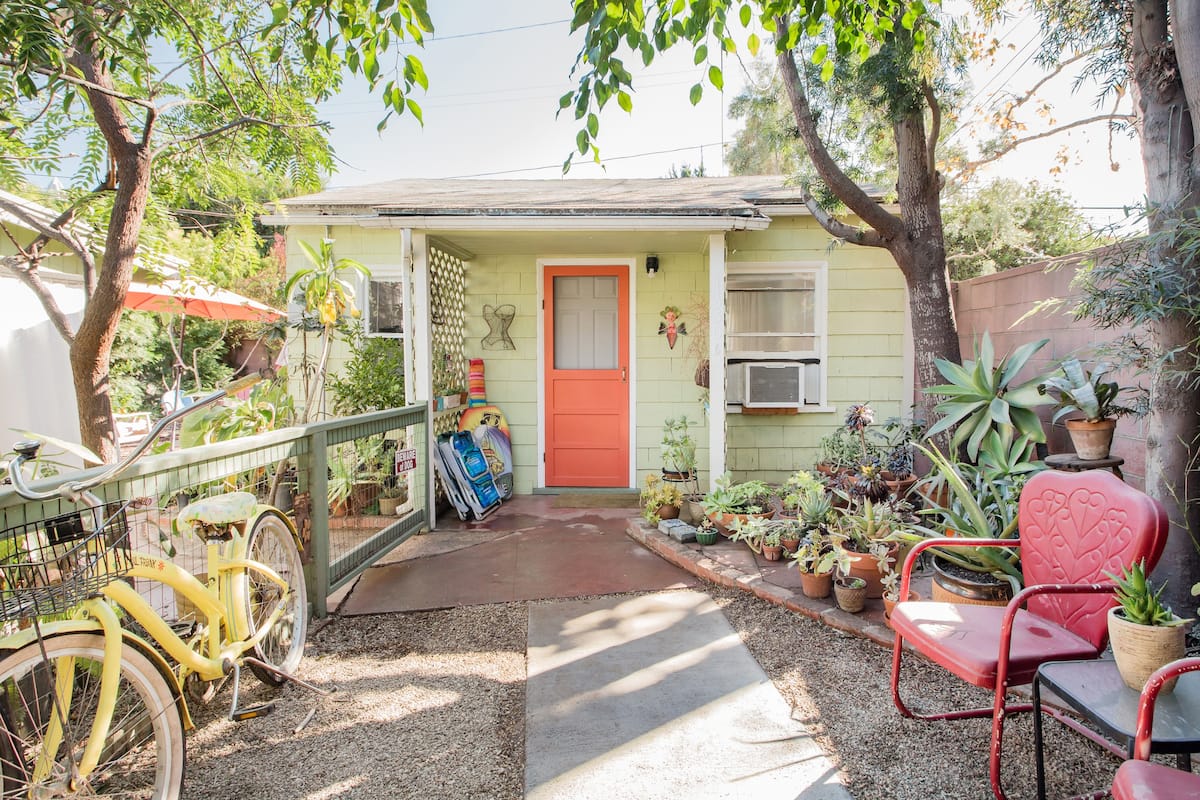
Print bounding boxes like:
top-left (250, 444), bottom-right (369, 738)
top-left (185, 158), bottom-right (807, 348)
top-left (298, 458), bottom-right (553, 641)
top-left (1133, 657), bottom-right (1200, 760)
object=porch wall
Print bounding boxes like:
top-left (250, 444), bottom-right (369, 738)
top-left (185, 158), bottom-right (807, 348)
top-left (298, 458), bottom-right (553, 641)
top-left (725, 217), bottom-right (909, 484)
top-left (465, 251), bottom-right (711, 494)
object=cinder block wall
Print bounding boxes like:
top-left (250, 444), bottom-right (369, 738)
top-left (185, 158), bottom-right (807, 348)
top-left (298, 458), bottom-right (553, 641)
top-left (952, 246), bottom-right (1145, 488)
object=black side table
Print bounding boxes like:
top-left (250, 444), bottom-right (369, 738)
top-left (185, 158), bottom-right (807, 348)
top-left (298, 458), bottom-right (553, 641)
top-left (1044, 453), bottom-right (1125, 481)
top-left (1033, 658), bottom-right (1200, 799)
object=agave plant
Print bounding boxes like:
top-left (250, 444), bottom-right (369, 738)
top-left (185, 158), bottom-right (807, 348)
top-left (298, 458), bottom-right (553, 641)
top-left (1042, 358), bottom-right (1141, 423)
top-left (1107, 561), bottom-right (1186, 627)
top-left (925, 332), bottom-right (1053, 461)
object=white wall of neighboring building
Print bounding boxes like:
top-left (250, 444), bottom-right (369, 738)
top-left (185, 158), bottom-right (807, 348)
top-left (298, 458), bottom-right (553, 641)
top-left (0, 273), bottom-right (85, 455)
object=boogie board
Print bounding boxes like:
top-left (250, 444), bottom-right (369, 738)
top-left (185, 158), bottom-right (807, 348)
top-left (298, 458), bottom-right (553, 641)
top-left (470, 424), bottom-right (514, 499)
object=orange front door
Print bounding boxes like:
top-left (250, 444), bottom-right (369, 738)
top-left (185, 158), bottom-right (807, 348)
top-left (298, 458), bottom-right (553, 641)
top-left (544, 265), bottom-right (630, 487)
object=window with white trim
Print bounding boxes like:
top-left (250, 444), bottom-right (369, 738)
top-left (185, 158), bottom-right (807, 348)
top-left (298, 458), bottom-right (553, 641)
top-left (726, 263), bottom-right (827, 409)
top-left (367, 279), bottom-right (404, 337)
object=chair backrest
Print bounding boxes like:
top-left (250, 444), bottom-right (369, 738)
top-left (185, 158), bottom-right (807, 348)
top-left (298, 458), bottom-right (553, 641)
top-left (1018, 469), bottom-right (1168, 649)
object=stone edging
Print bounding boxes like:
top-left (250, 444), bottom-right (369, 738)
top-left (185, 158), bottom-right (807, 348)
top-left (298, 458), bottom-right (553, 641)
top-left (625, 518), bottom-right (897, 649)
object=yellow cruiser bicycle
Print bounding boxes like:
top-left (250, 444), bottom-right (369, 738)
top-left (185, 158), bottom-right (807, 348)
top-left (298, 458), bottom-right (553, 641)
top-left (0, 373), bottom-right (311, 798)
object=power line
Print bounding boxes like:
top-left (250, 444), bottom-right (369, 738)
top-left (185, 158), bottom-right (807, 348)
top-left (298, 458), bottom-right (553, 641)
top-left (442, 141), bottom-right (726, 179)
top-left (427, 18), bottom-right (571, 42)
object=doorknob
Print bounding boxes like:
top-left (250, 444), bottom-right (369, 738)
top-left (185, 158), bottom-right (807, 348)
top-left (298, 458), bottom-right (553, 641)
top-left (621, 367), bottom-right (627, 382)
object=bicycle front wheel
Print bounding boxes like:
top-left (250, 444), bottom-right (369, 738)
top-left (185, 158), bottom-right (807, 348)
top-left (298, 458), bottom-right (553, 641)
top-left (0, 632), bottom-right (185, 798)
top-left (244, 510), bottom-right (308, 685)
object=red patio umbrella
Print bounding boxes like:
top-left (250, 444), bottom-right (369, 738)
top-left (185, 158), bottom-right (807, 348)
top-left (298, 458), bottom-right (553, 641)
top-left (123, 277), bottom-right (284, 322)
top-left (123, 277), bottom-right (284, 419)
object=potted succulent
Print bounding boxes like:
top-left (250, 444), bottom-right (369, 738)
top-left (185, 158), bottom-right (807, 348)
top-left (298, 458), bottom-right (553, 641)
top-left (925, 332), bottom-right (1053, 462)
top-left (780, 470), bottom-right (826, 517)
top-left (834, 575), bottom-right (867, 613)
top-left (830, 488), bottom-right (915, 599)
top-left (378, 479), bottom-right (409, 516)
top-left (1041, 357), bottom-right (1140, 460)
top-left (694, 518), bottom-right (720, 546)
top-left (660, 416), bottom-right (704, 523)
top-left (1106, 561), bottom-right (1192, 691)
top-left (789, 528), bottom-right (846, 599)
top-left (874, 414), bottom-right (924, 498)
top-left (815, 428), bottom-right (863, 479)
top-left (640, 473), bottom-right (684, 525)
top-left (909, 436), bottom-right (1041, 605)
top-left (701, 474), bottom-right (774, 536)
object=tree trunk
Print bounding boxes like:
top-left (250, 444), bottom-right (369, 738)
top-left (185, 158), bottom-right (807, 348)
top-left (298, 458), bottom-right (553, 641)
top-left (67, 44), bottom-right (156, 463)
top-left (1130, 0), bottom-right (1200, 613)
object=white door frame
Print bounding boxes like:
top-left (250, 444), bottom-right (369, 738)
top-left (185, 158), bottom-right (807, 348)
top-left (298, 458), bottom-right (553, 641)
top-left (536, 257), bottom-right (637, 489)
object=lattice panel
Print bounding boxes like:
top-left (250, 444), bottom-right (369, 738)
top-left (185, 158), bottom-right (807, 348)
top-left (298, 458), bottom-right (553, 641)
top-left (429, 246), bottom-right (467, 398)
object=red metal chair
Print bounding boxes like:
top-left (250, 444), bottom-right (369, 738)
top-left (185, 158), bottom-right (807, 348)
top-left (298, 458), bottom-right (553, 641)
top-left (1111, 658), bottom-right (1200, 800)
top-left (889, 469), bottom-right (1169, 800)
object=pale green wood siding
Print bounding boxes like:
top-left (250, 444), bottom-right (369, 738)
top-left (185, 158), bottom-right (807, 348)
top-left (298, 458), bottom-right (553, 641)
top-left (726, 216), bottom-right (907, 484)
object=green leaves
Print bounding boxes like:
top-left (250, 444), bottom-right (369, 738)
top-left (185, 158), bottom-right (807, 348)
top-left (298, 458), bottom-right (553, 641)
top-left (925, 332), bottom-right (1053, 461)
top-left (689, 83), bottom-right (703, 105)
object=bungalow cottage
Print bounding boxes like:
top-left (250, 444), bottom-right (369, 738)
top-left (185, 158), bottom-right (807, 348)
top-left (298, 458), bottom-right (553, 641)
top-left (265, 177), bottom-right (912, 499)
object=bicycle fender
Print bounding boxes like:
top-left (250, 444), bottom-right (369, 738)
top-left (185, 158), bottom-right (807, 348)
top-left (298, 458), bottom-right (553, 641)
top-left (0, 623), bottom-right (194, 731)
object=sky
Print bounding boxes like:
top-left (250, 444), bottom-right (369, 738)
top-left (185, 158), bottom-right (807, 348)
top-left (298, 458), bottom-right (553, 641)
top-left (316, 1), bottom-right (1146, 229)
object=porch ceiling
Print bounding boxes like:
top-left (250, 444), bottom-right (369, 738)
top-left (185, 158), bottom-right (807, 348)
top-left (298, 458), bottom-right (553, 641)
top-left (429, 227), bottom-right (716, 257)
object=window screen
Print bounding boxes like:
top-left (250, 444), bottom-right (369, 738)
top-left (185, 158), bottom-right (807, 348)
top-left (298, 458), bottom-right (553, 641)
top-left (368, 280), bottom-right (404, 336)
top-left (727, 272), bottom-right (817, 355)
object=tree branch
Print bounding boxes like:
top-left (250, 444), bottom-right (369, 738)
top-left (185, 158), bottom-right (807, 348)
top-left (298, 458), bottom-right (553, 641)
top-left (775, 23), bottom-right (903, 241)
top-left (923, 80), bottom-right (940, 176)
top-left (158, 0), bottom-right (246, 116)
top-left (956, 113), bottom-right (1136, 175)
top-left (804, 196), bottom-right (887, 248)
top-left (0, 243), bottom-right (78, 345)
top-left (992, 51), bottom-right (1095, 120)
top-left (152, 116), bottom-right (321, 158)
top-left (0, 58), bottom-right (154, 109)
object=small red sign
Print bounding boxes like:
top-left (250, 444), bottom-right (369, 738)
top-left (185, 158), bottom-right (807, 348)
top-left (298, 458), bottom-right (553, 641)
top-left (395, 448), bottom-right (418, 474)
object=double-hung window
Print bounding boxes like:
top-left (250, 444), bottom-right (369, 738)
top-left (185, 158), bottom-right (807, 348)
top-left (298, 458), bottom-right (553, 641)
top-left (725, 263), bottom-right (827, 409)
top-left (366, 278), bottom-right (404, 337)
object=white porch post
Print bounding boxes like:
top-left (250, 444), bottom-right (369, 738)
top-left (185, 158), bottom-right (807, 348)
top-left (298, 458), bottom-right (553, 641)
top-left (707, 233), bottom-right (727, 489)
top-left (409, 230), bottom-right (436, 523)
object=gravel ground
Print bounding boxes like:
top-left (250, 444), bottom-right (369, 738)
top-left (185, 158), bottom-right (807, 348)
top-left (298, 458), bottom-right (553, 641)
top-left (181, 587), bottom-right (1125, 800)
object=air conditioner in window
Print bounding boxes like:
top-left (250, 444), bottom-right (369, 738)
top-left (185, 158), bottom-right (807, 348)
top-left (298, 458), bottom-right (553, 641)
top-left (742, 362), bottom-right (804, 408)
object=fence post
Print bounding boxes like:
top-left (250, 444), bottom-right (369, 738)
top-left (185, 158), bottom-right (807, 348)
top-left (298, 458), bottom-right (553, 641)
top-left (309, 428), bottom-right (331, 618)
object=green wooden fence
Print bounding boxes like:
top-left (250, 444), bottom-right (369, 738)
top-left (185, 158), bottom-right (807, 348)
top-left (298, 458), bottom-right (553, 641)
top-left (0, 404), bottom-right (429, 618)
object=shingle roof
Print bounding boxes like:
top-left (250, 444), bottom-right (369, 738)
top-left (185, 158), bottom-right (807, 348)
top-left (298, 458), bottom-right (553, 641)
top-left (275, 176), bottom-right (843, 218)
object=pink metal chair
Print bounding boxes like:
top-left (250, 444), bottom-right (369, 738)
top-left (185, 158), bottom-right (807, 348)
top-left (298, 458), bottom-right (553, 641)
top-left (889, 469), bottom-right (1169, 800)
top-left (1111, 658), bottom-right (1200, 800)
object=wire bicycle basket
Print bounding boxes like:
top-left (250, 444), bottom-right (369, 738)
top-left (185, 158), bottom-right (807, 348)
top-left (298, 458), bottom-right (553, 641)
top-left (0, 502), bottom-right (134, 622)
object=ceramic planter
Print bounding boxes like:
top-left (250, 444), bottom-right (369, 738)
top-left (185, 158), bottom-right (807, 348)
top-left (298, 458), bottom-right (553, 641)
top-left (930, 556), bottom-right (1014, 607)
top-left (378, 496), bottom-right (402, 516)
top-left (695, 529), bottom-right (719, 546)
top-left (1065, 418), bottom-right (1117, 460)
top-left (834, 576), bottom-right (867, 613)
top-left (798, 571), bottom-right (832, 599)
top-left (679, 498), bottom-right (705, 526)
top-left (656, 504), bottom-right (680, 521)
top-left (1107, 607), bottom-right (1189, 692)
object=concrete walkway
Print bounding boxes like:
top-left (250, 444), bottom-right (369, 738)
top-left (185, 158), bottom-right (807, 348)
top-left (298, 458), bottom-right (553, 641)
top-left (526, 590), bottom-right (850, 799)
top-left (334, 497), bottom-right (857, 799)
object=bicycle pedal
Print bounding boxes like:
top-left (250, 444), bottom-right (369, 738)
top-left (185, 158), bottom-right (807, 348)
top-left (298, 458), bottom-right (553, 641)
top-left (230, 701), bottom-right (274, 721)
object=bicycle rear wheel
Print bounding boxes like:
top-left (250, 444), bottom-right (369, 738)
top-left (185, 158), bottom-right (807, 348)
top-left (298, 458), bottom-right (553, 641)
top-left (244, 510), bottom-right (308, 685)
top-left (0, 632), bottom-right (185, 798)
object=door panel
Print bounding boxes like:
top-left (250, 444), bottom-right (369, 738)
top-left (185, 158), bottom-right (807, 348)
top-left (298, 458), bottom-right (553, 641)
top-left (544, 266), bottom-right (629, 487)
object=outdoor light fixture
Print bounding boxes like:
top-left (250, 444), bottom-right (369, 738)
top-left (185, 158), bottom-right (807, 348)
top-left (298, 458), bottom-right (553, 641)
top-left (646, 255), bottom-right (660, 277)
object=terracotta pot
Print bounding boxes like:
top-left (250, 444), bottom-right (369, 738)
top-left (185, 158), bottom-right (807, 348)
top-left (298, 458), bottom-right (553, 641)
top-left (762, 544), bottom-right (784, 562)
top-left (930, 556), bottom-right (1014, 607)
top-left (834, 576), bottom-right (867, 613)
top-left (883, 590), bottom-right (920, 621)
top-left (1107, 607), bottom-right (1189, 692)
top-left (882, 471), bottom-right (918, 499)
top-left (706, 510), bottom-right (775, 537)
top-left (781, 537), bottom-right (801, 555)
top-left (656, 504), bottom-right (680, 521)
top-left (1065, 418), bottom-right (1117, 460)
top-left (799, 571), bottom-right (832, 599)
top-left (842, 547), bottom-right (891, 599)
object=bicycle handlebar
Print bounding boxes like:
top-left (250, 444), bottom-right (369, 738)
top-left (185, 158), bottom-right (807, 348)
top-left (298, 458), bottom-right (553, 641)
top-left (6, 369), bottom-right (273, 502)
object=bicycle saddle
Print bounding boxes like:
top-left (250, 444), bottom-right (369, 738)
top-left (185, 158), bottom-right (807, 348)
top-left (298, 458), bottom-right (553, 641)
top-left (178, 492), bottom-right (258, 527)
